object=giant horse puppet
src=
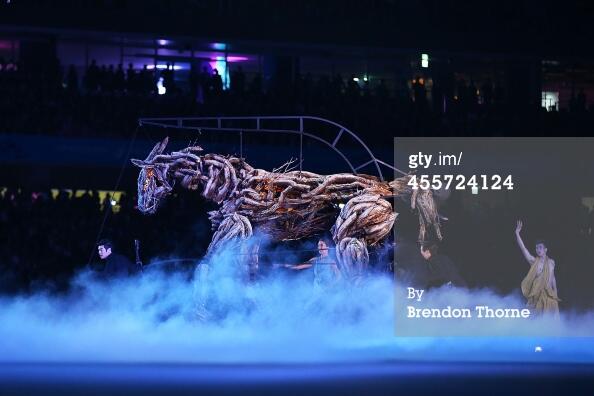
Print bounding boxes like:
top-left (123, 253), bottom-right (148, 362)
top-left (131, 137), bottom-right (442, 280)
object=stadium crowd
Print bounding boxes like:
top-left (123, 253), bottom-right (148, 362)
top-left (1, 58), bottom-right (593, 145)
top-left (0, 187), bottom-right (211, 293)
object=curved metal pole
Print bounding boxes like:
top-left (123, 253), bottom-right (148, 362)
top-left (139, 122), bottom-right (359, 174)
top-left (139, 116), bottom-right (407, 180)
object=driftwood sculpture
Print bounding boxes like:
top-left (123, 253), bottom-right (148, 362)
top-left (132, 137), bottom-right (442, 282)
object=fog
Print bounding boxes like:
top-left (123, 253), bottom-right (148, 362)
top-left (1, 242), bottom-right (594, 364)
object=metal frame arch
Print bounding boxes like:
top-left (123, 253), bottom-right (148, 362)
top-left (138, 116), bottom-right (406, 181)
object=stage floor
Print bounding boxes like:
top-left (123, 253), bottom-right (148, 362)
top-left (1, 362), bottom-right (593, 395)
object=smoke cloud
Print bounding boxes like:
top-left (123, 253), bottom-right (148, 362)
top-left (1, 242), bottom-right (594, 364)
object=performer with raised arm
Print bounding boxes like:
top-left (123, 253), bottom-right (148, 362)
top-left (514, 220), bottom-right (560, 318)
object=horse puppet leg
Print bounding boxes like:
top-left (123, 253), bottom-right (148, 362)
top-left (194, 213), bottom-right (254, 319)
top-left (331, 193), bottom-right (396, 285)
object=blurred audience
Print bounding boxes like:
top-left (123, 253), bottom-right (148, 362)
top-left (0, 59), bottom-right (592, 146)
top-left (0, 188), bottom-right (211, 293)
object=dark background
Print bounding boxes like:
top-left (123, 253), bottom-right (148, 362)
top-left (1, 2), bottom-right (594, 394)
top-left (0, 0), bottom-right (593, 306)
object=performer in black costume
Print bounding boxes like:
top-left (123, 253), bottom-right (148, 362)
top-left (395, 240), bottom-right (465, 289)
top-left (97, 238), bottom-right (139, 277)
top-left (420, 243), bottom-right (466, 288)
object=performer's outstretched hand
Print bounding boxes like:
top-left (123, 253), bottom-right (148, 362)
top-left (515, 220), bottom-right (534, 264)
top-left (515, 220), bottom-right (523, 234)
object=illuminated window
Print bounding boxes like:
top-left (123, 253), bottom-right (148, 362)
top-left (421, 53), bottom-right (429, 68)
top-left (541, 91), bottom-right (559, 111)
top-left (156, 77), bottom-right (166, 95)
top-left (209, 57), bottom-right (231, 90)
